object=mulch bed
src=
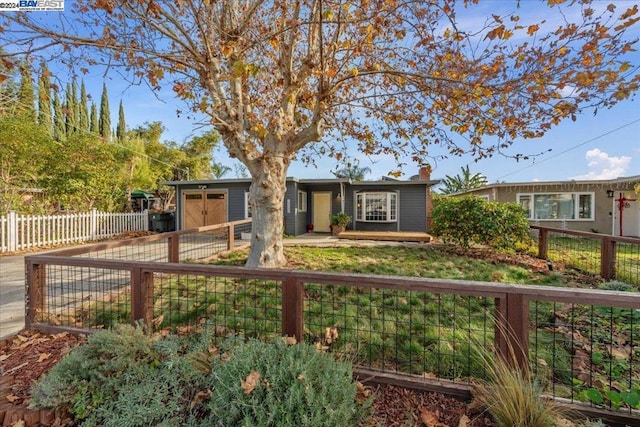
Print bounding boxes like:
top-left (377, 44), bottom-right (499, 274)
top-left (1, 331), bottom-right (496, 427)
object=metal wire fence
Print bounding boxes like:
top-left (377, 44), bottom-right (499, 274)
top-left (531, 226), bottom-right (640, 286)
top-left (23, 222), bottom-right (640, 421)
top-left (27, 259), bottom-right (640, 416)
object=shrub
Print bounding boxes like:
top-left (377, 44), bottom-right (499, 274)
top-left (30, 325), bottom-right (212, 426)
top-left (202, 338), bottom-right (370, 426)
top-left (431, 195), bottom-right (531, 250)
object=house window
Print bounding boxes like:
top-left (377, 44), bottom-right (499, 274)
top-left (244, 191), bottom-right (252, 219)
top-left (517, 192), bottom-right (594, 220)
top-left (356, 192), bottom-right (397, 222)
top-left (297, 190), bottom-right (307, 212)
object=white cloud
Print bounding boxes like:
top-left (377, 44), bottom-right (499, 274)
top-left (572, 149), bottom-right (631, 180)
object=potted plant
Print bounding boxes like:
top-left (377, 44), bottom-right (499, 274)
top-left (330, 212), bottom-right (351, 235)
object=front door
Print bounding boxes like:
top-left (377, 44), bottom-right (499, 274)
top-left (183, 191), bottom-right (228, 228)
top-left (312, 192), bottom-right (332, 232)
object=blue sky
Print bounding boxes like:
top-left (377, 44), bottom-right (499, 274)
top-left (20, 1), bottom-right (640, 184)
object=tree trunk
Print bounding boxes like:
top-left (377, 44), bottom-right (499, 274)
top-left (245, 158), bottom-right (288, 268)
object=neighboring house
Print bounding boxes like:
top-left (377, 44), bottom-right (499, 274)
top-left (162, 166), bottom-right (438, 235)
top-left (453, 175), bottom-right (640, 237)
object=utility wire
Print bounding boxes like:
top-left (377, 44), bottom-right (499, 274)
top-left (495, 117), bottom-right (640, 181)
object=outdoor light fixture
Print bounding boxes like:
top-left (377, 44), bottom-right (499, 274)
top-left (606, 190), bottom-right (615, 198)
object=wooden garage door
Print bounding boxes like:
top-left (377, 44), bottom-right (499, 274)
top-left (183, 193), bottom-right (204, 229)
top-left (183, 191), bottom-right (228, 229)
top-left (205, 192), bottom-right (227, 225)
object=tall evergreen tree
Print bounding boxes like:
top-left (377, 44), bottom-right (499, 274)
top-left (98, 82), bottom-right (111, 142)
top-left (64, 82), bottom-right (76, 135)
top-left (78, 80), bottom-right (89, 133)
top-left (52, 91), bottom-right (65, 141)
top-left (16, 62), bottom-right (35, 120)
top-left (116, 100), bottom-right (126, 141)
top-left (89, 102), bottom-right (98, 134)
top-left (37, 63), bottom-right (52, 135)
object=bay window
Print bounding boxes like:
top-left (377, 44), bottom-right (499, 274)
top-left (356, 192), bottom-right (397, 222)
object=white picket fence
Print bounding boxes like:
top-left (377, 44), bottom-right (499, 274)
top-left (0, 209), bottom-right (149, 253)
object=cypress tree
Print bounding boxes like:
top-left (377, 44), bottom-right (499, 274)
top-left (90, 102), bottom-right (98, 134)
top-left (98, 82), bottom-right (111, 142)
top-left (37, 63), bottom-right (52, 136)
top-left (17, 62), bottom-right (36, 120)
top-left (116, 100), bottom-right (126, 141)
top-left (53, 91), bottom-right (66, 142)
top-left (64, 82), bottom-right (77, 135)
top-left (79, 80), bottom-right (89, 133)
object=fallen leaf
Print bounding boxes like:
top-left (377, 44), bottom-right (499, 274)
top-left (38, 353), bottom-right (51, 362)
top-left (152, 314), bottom-right (164, 327)
top-left (420, 408), bottom-right (447, 427)
top-left (325, 327), bottom-right (339, 344)
top-left (241, 371), bottom-right (261, 395)
top-left (189, 389), bottom-right (212, 409)
top-left (356, 381), bottom-right (371, 403)
top-left (315, 342), bottom-right (329, 351)
top-left (6, 394), bottom-right (20, 403)
top-left (12, 421), bottom-right (25, 427)
top-left (458, 414), bottom-right (470, 427)
top-left (282, 336), bottom-right (297, 345)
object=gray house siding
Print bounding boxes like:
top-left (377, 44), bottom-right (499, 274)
top-left (284, 181), bottom-right (297, 236)
top-left (164, 176), bottom-right (437, 235)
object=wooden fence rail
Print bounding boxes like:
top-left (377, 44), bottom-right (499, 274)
top-left (0, 209), bottom-right (149, 253)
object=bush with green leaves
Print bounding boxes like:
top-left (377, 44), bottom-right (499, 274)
top-left (431, 195), bottom-right (531, 250)
top-left (30, 325), bottom-right (212, 426)
top-left (202, 338), bottom-right (371, 426)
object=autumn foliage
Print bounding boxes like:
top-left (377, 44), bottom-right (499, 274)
top-left (2, 0), bottom-right (638, 266)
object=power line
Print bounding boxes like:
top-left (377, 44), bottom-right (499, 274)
top-left (495, 117), bottom-right (640, 181)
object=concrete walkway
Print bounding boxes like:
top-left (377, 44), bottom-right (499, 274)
top-left (0, 234), bottom-right (423, 339)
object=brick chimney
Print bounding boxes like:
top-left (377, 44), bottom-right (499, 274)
top-left (419, 164), bottom-right (434, 231)
top-left (419, 164), bottom-right (432, 181)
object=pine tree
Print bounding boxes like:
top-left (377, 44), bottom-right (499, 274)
top-left (98, 82), bottom-right (111, 142)
top-left (53, 91), bottom-right (65, 142)
top-left (16, 62), bottom-right (35, 120)
top-left (78, 80), bottom-right (89, 133)
top-left (64, 82), bottom-right (76, 135)
top-left (90, 102), bottom-right (98, 134)
top-left (116, 100), bottom-right (126, 141)
top-left (37, 63), bottom-right (52, 136)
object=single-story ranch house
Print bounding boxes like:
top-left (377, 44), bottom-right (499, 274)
top-left (162, 166), bottom-right (438, 235)
top-left (453, 175), bottom-right (640, 237)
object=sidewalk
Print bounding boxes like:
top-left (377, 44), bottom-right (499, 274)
top-left (0, 253), bottom-right (27, 339)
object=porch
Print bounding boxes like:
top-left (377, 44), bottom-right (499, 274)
top-left (337, 230), bottom-right (432, 243)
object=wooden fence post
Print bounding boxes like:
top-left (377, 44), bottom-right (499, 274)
top-left (168, 235), bottom-right (180, 263)
top-left (25, 259), bottom-right (46, 329)
top-left (494, 293), bottom-right (529, 372)
top-left (228, 223), bottom-right (235, 251)
top-left (281, 276), bottom-right (304, 342)
top-left (538, 228), bottom-right (548, 260)
top-left (600, 237), bottom-right (616, 280)
top-left (131, 268), bottom-right (154, 327)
